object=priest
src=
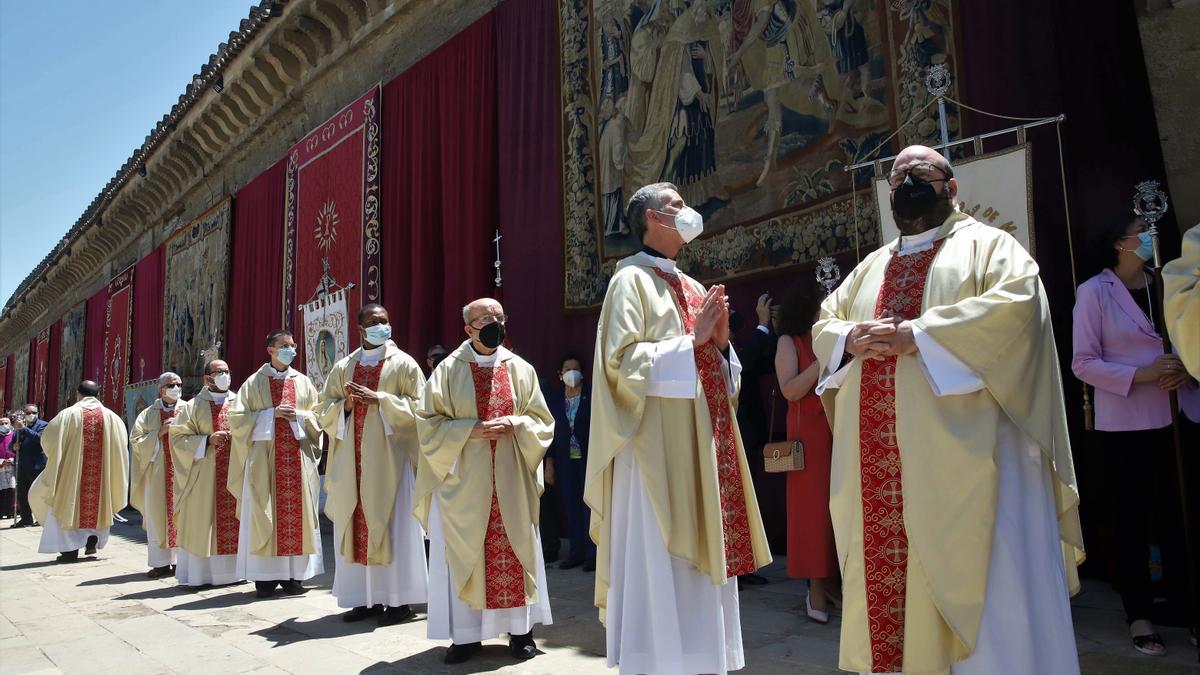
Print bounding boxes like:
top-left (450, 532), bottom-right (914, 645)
top-left (316, 304), bottom-right (428, 626)
top-left (30, 381), bottom-right (128, 563)
top-left (129, 372), bottom-right (183, 578)
top-left (1164, 223), bottom-right (1200, 377)
top-left (586, 182), bottom-right (772, 675)
top-left (414, 298), bottom-right (555, 665)
top-left (168, 359), bottom-right (242, 587)
top-left (228, 330), bottom-right (324, 598)
top-left (813, 145), bottom-right (1083, 674)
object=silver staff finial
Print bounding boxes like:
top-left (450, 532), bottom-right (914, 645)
top-left (493, 229), bottom-right (503, 288)
top-left (1133, 179), bottom-right (1170, 269)
top-left (816, 257), bottom-right (842, 294)
top-left (926, 64), bottom-right (952, 98)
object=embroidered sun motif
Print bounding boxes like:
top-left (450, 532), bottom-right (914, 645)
top-left (313, 200), bottom-right (339, 251)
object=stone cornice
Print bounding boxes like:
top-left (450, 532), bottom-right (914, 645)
top-left (0, 0), bottom-right (497, 354)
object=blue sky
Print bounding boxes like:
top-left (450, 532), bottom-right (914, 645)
top-left (0, 1), bottom-right (255, 305)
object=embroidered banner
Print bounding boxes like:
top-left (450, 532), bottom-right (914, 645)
top-left (301, 287), bottom-right (351, 392)
top-left (163, 198), bottom-right (232, 384)
top-left (0, 357), bottom-right (7, 412)
top-left (124, 379), bottom-right (160, 436)
top-left (282, 85), bottom-right (381, 372)
top-left (558, 0), bottom-right (961, 307)
top-left (32, 328), bottom-right (50, 410)
top-left (10, 345), bottom-right (29, 409)
top-left (102, 269), bottom-right (134, 413)
top-left (874, 144), bottom-right (1035, 254)
top-left (58, 302), bottom-right (87, 414)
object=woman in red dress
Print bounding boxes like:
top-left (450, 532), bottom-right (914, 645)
top-left (774, 279), bottom-right (839, 623)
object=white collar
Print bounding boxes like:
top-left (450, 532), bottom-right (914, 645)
top-left (897, 226), bottom-right (941, 256)
top-left (461, 339), bottom-right (502, 366)
top-left (361, 344), bottom-right (385, 356)
top-left (210, 391), bottom-right (228, 403)
top-left (630, 250), bottom-right (678, 275)
top-left (268, 366), bottom-right (291, 380)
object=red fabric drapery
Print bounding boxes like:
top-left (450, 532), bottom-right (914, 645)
top-left (82, 285), bottom-right (109, 385)
top-left (380, 14), bottom-right (496, 356)
top-left (227, 161), bottom-right (286, 383)
top-left (102, 270), bottom-right (134, 413)
top-left (45, 319), bottom-right (62, 416)
top-left (132, 246), bottom-right (164, 383)
top-left (31, 331), bottom-right (50, 411)
top-left (1, 354), bottom-right (10, 412)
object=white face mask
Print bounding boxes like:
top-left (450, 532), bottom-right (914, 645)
top-left (25, 413), bottom-right (37, 425)
top-left (212, 372), bottom-right (232, 391)
top-left (275, 347), bottom-right (297, 366)
top-left (163, 386), bottom-right (182, 402)
top-left (0, 424), bottom-right (10, 435)
top-left (562, 369), bottom-right (583, 388)
top-left (656, 206), bottom-right (705, 243)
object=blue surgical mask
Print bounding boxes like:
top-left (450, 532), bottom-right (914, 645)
top-left (364, 323), bottom-right (392, 345)
top-left (1135, 231), bottom-right (1154, 262)
top-left (276, 347), bottom-right (297, 366)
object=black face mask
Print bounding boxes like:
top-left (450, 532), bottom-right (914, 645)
top-left (478, 322), bottom-right (506, 349)
top-left (890, 174), bottom-right (943, 222)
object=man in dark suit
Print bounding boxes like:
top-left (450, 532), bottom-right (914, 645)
top-left (13, 403), bottom-right (48, 528)
top-left (544, 352), bottom-right (595, 571)
top-left (731, 295), bottom-right (778, 587)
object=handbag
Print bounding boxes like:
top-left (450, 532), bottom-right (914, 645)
top-left (762, 386), bottom-right (804, 473)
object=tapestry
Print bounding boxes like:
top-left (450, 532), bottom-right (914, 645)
top-left (58, 302), bottom-right (87, 415)
top-left (301, 287), bottom-right (351, 391)
top-left (32, 328), bottom-right (50, 409)
top-left (11, 346), bottom-right (29, 409)
top-left (874, 143), bottom-right (1035, 254)
top-left (0, 358), bottom-right (6, 412)
top-left (281, 85), bottom-right (381, 374)
top-left (102, 269), bottom-right (134, 414)
top-left (124, 379), bottom-right (160, 434)
top-left (559, 0), bottom-right (961, 307)
top-left (163, 198), bottom-right (232, 381)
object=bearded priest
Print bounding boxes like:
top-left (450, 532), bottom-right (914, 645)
top-left (414, 298), bottom-right (556, 665)
top-left (130, 372), bottom-right (184, 578)
top-left (813, 145), bottom-right (1083, 674)
top-left (227, 330), bottom-right (324, 598)
top-left (30, 381), bottom-right (129, 563)
top-left (316, 304), bottom-right (428, 626)
top-left (169, 359), bottom-right (243, 587)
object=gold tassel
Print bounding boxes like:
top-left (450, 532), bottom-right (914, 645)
top-left (1081, 383), bottom-right (1094, 431)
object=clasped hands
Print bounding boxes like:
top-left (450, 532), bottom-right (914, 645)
top-left (470, 417), bottom-right (515, 440)
top-left (845, 316), bottom-right (917, 361)
top-left (342, 382), bottom-right (382, 411)
top-left (693, 284), bottom-right (731, 351)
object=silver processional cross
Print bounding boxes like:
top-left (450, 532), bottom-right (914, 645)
top-left (493, 229), bottom-right (503, 288)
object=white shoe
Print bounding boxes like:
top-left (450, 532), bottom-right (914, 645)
top-left (806, 592), bottom-right (829, 624)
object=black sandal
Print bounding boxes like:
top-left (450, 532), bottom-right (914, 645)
top-left (1132, 632), bottom-right (1166, 656)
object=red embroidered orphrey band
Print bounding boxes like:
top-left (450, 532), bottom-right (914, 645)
top-left (270, 377), bottom-right (305, 556)
top-left (652, 268), bottom-right (755, 578)
top-left (208, 399), bottom-right (240, 555)
top-left (351, 361), bottom-right (383, 564)
top-left (77, 406), bottom-right (106, 530)
top-left (858, 242), bottom-right (943, 672)
top-left (160, 408), bottom-right (178, 548)
top-left (470, 361), bottom-right (526, 609)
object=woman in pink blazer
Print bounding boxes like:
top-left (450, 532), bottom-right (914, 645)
top-left (1072, 216), bottom-right (1200, 657)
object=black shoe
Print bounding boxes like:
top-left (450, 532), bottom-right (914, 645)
top-left (378, 605), bottom-right (415, 626)
top-left (146, 565), bottom-right (173, 579)
top-left (55, 550), bottom-right (80, 563)
top-left (444, 642), bottom-right (482, 664)
top-left (279, 580), bottom-right (306, 596)
top-left (509, 630), bottom-right (537, 660)
top-left (559, 554), bottom-right (585, 570)
top-left (84, 535), bottom-right (98, 556)
top-left (582, 558), bottom-right (596, 572)
top-left (255, 581), bottom-right (278, 598)
top-left (342, 605), bottom-right (380, 622)
top-left (10, 520), bottom-right (30, 529)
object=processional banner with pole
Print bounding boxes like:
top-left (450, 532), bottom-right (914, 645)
top-left (102, 268), bottom-right (134, 414)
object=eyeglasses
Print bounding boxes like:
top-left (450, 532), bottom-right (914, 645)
top-left (469, 313), bottom-right (507, 329)
top-left (887, 161), bottom-right (952, 189)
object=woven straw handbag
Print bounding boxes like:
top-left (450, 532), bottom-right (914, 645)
top-left (762, 387), bottom-right (805, 473)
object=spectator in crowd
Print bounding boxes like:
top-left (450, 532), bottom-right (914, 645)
top-left (774, 279), bottom-right (839, 623)
top-left (13, 404), bottom-right (48, 529)
top-left (0, 415), bottom-right (15, 519)
top-left (1072, 215), bottom-right (1200, 657)
top-left (545, 352), bottom-right (595, 571)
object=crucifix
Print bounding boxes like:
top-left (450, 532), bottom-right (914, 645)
top-left (493, 229), bottom-right (503, 288)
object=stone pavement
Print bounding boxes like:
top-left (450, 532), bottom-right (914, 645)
top-left (1, 512), bottom-right (1196, 674)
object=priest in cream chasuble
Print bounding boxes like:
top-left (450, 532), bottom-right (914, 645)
top-left (414, 298), bottom-right (555, 665)
top-left (227, 330), bottom-right (324, 597)
top-left (169, 360), bottom-right (242, 587)
top-left (813, 146), bottom-right (1083, 675)
top-left (586, 183), bottom-right (771, 675)
top-left (316, 304), bottom-right (428, 625)
top-left (129, 372), bottom-right (183, 576)
top-left (30, 381), bottom-right (129, 562)
top-left (1164, 223), bottom-right (1200, 378)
